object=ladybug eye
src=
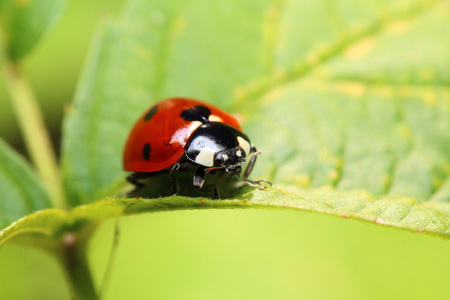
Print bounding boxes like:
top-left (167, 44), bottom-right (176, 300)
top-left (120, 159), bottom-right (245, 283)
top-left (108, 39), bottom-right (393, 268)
top-left (214, 155), bottom-right (224, 167)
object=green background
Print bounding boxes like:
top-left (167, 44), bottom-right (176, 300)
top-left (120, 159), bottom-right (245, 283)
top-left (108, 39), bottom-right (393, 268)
top-left (0, 0), bottom-right (449, 299)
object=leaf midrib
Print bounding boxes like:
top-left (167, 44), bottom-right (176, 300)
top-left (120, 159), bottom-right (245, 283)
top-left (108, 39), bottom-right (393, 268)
top-left (1, 187), bottom-right (449, 246)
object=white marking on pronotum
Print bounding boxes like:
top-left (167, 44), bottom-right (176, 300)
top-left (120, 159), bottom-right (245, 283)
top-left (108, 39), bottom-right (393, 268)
top-left (222, 154), bottom-right (229, 161)
top-left (237, 136), bottom-right (251, 155)
top-left (195, 148), bottom-right (215, 167)
top-left (170, 121), bottom-right (202, 145)
top-left (209, 115), bottom-right (223, 122)
top-left (236, 150), bottom-right (242, 157)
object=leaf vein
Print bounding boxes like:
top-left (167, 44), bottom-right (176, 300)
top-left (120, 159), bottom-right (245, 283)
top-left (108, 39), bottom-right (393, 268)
top-left (263, 0), bottom-right (288, 75)
top-left (233, 0), bottom-right (440, 109)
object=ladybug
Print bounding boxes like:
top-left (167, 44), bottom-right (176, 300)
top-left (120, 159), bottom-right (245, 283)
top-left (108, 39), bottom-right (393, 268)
top-left (123, 98), bottom-right (270, 199)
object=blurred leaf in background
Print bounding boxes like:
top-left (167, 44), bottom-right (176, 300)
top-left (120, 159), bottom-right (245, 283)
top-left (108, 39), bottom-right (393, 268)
top-left (0, 139), bottom-right (51, 228)
top-left (0, 0), bottom-right (67, 61)
top-left (0, 0), bottom-right (124, 156)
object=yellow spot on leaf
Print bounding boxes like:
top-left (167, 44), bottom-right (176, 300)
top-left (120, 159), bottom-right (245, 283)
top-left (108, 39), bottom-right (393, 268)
top-left (398, 86), bottom-right (413, 98)
top-left (334, 81), bottom-right (366, 98)
top-left (174, 16), bottom-right (186, 37)
top-left (398, 125), bottom-right (412, 138)
top-left (344, 36), bottom-right (376, 60)
top-left (328, 170), bottom-right (339, 181)
top-left (305, 52), bottom-right (320, 66)
top-left (294, 174), bottom-right (310, 186)
top-left (375, 85), bottom-right (395, 99)
top-left (422, 92), bottom-right (437, 106)
top-left (263, 87), bottom-right (283, 106)
top-left (387, 20), bottom-right (411, 35)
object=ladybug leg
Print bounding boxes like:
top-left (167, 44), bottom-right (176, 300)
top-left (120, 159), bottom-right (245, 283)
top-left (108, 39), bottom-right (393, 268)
top-left (170, 163), bottom-right (181, 195)
top-left (193, 167), bottom-right (220, 200)
top-left (170, 162), bottom-right (193, 195)
top-left (243, 146), bottom-right (272, 189)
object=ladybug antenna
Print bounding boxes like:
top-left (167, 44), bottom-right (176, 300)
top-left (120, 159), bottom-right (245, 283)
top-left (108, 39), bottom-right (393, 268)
top-left (244, 150), bottom-right (262, 162)
top-left (205, 166), bottom-right (223, 173)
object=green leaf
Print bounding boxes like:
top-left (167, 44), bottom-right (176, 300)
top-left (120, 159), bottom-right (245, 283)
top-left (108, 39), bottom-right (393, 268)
top-left (0, 139), bottom-right (52, 229)
top-left (0, 0), bottom-right (68, 60)
top-left (61, 0), bottom-right (450, 237)
top-left (1, 188), bottom-right (449, 248)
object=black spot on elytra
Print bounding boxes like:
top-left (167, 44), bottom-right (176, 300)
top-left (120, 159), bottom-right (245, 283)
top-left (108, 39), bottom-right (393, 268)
top-left (144, 106), bottom-right (158, 122)
top-left (142, 143), bottom-right (151, 160)
top-left (181, 105), bottom-right (211, 123)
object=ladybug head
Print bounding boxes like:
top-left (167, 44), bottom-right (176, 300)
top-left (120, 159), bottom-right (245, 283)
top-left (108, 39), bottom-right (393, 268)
top-left (213, 147), bottom-right (247, 176)
top-left (185, 122), bottom-right (253, 176)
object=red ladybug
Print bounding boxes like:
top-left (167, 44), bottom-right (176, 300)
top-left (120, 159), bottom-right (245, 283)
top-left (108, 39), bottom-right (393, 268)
top-left (123, 98), bottom-right (270, 199)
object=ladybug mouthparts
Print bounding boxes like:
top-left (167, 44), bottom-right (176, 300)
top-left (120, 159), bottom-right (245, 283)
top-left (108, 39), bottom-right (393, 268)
top-left (214, 147), bottom-right (246, 176)
top-left (224, 165), bottom-right (242, 177)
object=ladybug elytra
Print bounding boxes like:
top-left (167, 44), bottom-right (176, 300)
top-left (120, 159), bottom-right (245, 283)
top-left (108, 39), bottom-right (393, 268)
top-left (123, 98), bottom-right (270, 199)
